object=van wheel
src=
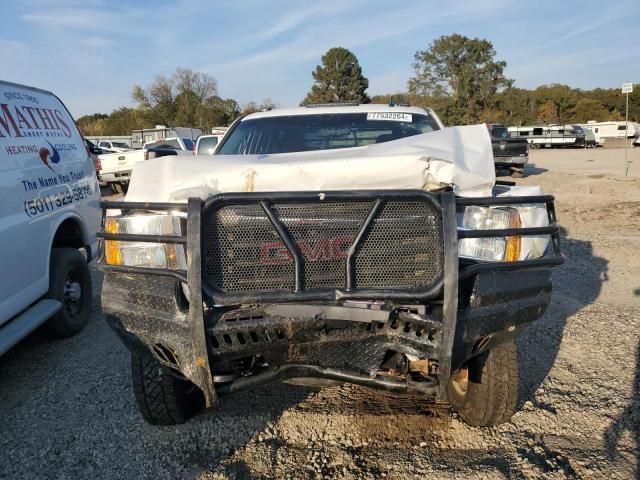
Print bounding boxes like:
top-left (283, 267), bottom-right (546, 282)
top-left (447, 339), bottom-right (519, 427)
top-left (109, 182), bottom-right (128, 195)
top-left (45, 248), bottom-right (92, 338)
top-left (131, 351), bottom-right (204, 425)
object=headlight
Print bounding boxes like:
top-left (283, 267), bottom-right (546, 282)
top-left (104, 214), bottom-right (185, 269)
top-left (458, 206), bottom-right (521, 262)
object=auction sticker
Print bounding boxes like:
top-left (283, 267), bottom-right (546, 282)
top-left (366, 112), bottom-right (412, 122)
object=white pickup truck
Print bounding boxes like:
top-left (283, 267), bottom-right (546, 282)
top-left (97, 137), bottom-right (195, 194)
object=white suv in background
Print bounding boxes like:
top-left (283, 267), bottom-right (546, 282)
top-left (0, 80), bottom-right (101, 354)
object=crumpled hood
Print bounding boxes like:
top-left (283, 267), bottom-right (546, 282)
top-left (125, 124), bottom-right (496, 203)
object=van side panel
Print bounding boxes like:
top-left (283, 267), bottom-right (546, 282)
top-left (0, 82), bottom-right (101, 326)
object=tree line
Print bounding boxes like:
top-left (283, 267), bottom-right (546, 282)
top-left (78, 35), bottom-right (638, 135)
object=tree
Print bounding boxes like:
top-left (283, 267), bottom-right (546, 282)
top-left (302, 47), bottom-right (369, 104)
top-left (241, 98), bottom-right (280, 116)
top-left (537, 101), bottom-right (558, 124)
top-left (132, 68), bottom-right (218, 126)
top-left (570, 98), bottom-right (611, 123)
top-left (408, 34), bottom-right (513, 124)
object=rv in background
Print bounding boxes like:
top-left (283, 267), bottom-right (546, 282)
top-left (579, 121), bottom-right (640, 146)
top-left (507, 124), bottom-right (586, 149)
top-left (131, 126), bottom-right (203, 149)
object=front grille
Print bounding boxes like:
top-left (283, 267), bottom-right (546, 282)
top-left (202, 200), bottom-right (443, 295)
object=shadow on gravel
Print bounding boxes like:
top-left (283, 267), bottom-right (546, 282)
top-left (522, 163), bottom-right (549, 177)
top-left (496, 163), bottom-right (547, 180)
top-left (604, 289), bottom-right (640, 475)
top-left (517, 227), bottom-right (608, 409)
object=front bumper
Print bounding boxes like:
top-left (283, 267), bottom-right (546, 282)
top-left (99, 190), bottom-right (563, 405)
top-left (103, 267), bottom-right (552, 402)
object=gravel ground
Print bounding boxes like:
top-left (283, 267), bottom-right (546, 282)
top-left (1, 148), bottom-right (639, 479)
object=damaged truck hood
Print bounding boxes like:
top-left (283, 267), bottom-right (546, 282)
top-left (125, 124), bottom-right (496, 202)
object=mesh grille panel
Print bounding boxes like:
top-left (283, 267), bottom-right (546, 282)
top-left (203, 204), bottom-right (295, 292)
top-left (202, 199), bottom-right (443, 294)
top-left (353, 201), bottom-right (443, 288)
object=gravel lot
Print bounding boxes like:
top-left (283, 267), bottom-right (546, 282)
top-left (1, 147), bottom-right (639, 479)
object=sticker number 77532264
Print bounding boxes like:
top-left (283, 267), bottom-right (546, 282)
top-left (366, 112), bottom-right (412, 122)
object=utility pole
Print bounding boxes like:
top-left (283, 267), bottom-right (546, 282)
top-left (622, 82), bottom-right (633, 176)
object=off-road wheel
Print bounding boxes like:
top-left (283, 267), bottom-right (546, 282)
top-left (131, 351), bottom-right (204, 425)
top-left (45, 248), bottom-right (92, 338)
top-left (447, 339), bottom-right (519, 427)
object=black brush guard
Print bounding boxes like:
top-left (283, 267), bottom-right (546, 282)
top-left (99, 190), bottom-right (563, 405)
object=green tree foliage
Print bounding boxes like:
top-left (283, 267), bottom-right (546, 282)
top-left (408, 34), bottom-right (513, 124)
top-left (570, 98), bottom-right (612, 123)
top-left (302, 47), bottom-right (369, 104)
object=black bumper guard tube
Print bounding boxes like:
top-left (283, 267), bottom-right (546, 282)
top-left (98, 189), bottom-right (564, 405)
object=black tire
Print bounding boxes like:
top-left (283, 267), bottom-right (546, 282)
top-left (131, 351), bottom-right (204, 425)
top-left (447, 339), bottom-right (519, 427)
top-left (45, 248), bottom-right (92, 338)
top-left (109, 182), bottom-right (127, 195)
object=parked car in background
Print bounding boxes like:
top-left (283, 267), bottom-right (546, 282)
top-left (146, 137), bottom-right (195, 152)
top-left (132, 126), bottom-right (203, 149)
top-left (0, 80), bottom-right (100, 355)
top-left (486, 123), bottom-right (528, 176)
top-left (97, 137), bottom-right (194, 194)
top-left (97, 140), bottom-right (133, 153)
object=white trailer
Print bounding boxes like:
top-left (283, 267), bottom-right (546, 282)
top-left (507, 125), bottom-right (585, 149)
top-left (579, 121), bottom-right (640, 146)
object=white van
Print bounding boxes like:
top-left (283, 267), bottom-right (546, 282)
top-left (0, 80), bottom-right (101, 354)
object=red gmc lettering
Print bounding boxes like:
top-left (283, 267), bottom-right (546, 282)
top-left (260, 237), bottom-right (354, 265)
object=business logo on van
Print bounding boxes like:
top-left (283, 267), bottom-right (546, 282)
top-left (38, 141), bottom-right (61, 171)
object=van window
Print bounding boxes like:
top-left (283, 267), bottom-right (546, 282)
top-left (618, 125), bottom-right (627, 131)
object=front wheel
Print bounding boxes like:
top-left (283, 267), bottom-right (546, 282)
top-left (131, 351), bottom-right (205, 425)
top-left (45, 248), bottom-right (92, 338)
top-left (447, 339), bottom-right (519, 426)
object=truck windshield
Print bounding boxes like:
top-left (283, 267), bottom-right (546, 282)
top-left (491, 127), bottom-right (509, 139)
top-left (217, 112), bottom-right (440, 155)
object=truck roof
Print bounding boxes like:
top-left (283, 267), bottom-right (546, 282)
top-left (243, 104), bottom-right (435, 121)
top-left (0, 80), bottom-right (54, 96)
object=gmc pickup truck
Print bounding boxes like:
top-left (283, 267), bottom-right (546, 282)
top-left (487, 124), bottom-right (529, 177)
top-left (98, 137), bottom-right (194, 194)
top-left (99, 104), bottom-right (563, 429)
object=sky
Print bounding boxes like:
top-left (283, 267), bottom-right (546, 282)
top-left (1, 0), bottom-right (638, 117)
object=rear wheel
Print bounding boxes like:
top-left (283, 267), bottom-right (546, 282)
top-left (45, 248), bottom-right (92, 338)
top-left (131, 351), bottom-right (205, 425)
top-left (447, 339), bottom-right (519, 426)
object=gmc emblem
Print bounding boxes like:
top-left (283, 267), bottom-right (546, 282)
top-left (261, 236), bottom-right (353, 265)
